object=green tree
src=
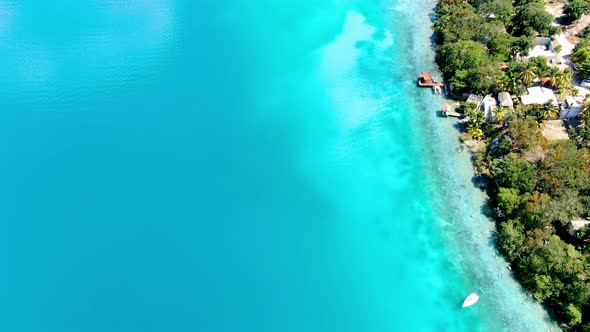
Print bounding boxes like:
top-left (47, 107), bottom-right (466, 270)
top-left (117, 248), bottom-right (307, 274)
top-left (549, 26), bottom-right (562, 37)
top-left (463, 102), bottom-right (486, 133)
top-left (513, 0), bottom-right (544, 6)
top-left (468, 127), bottom-right (485, 139)
top-left (497, 187), bottom-right (522, 217)
top-left (528, 56), bottom-right (550, 77)
top-left (496, 118), bottom-right (548, 155)
top-left (542, 190), bottom-right (584, 225)
top-left (576, 224), bottom-right (590, 240)
top-left (572, 47), bottom-right (590, 63)
top-left (519, 65), bottom-right (537, 85)
top-left (498, 220), bottom-right (526, 260)
top-left (496, 72), bottom-right (522, 93)
top-left (563, 283), bottom-right (590, 310)
top-left (478, 21), bottom-right (510, 45)
top-left (564, 303), bottom-right (583, 326)
top-left (555, 68), bottom-right (572, 91)
top-left (511, 36), bottom-right (534, 58)
top-left (546, 66), bottom-right (561, 87)
top-left (436, 41), bottom-right (488, 79)
top-left (521, 191), bottom-right (551, 229)
top-left (468, 64), bottom-right (502, 94)
top-left (441, 11), bottom-right (485, 43)
top-left (577, 61), bottom-right (590, 79)
top-left (438, 0), bottom-right (464, 6)
top-left (491, 153), bottom-right (538, 192)
top-left (539, 141), bottom-right (590, 194)
top-left (450, 70), bottom-right (470, 92)
top-left (571, 102), bottom-right (590, 146)
top-left (494, 106), bottom-right (510, 124)
top-left (565, 0), bottom-right (590, 21)
top-left (525, 103), bottom-right (558, 121)
top-left (516, 3), bottom-right (554, 36)
top-left (478, 0), bottom-right (515, 25)
top-left (538, 102), bottom-right (559, 120)
top-left (519, 234), bottom-right (582, 279)
top-left (489, 33), bottom-right (515, 61)
top-left (532, 274), bottom-right (562, 302)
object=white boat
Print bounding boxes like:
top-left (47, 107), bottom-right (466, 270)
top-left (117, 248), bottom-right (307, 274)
top-left (462, 293), bottom-right (479, 308)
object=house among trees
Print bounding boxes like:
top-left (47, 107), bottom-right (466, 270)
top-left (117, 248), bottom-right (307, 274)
top-left (560, 96), bottom-right (585, 119)
top-left (534, 37), bottom-right (553, 50)
top-left (525, 37), bottom-right (561, 64)
top-left (519, 86), bottom-right (558, 106)
top-left (482, 95), bottom-right (497, 123)
top-left (498, 92), bottom-right (513, 109)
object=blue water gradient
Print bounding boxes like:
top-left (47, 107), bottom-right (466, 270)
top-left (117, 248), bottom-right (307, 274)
top-left (0, 1), bottom-right (558, 331)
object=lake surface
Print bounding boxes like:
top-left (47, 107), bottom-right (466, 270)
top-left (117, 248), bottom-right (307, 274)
top-left (0, 1), bottom-right (559, 331)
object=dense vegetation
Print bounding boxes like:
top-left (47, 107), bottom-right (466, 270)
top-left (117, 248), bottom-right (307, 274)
top-left (473, 117), bottom-right (590, 329)
top-left (565, 0), bottom-right (590, 23)
top-left (434, 0), bottom-right (590, 328)
top-left (434, 0), bottom-right (569, 95)
top-left (573, 26), bottom-right (590, 80)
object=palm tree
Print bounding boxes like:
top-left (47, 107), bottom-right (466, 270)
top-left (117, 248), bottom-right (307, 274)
top-left (546, 67), bottom-right (561, 87)
top-left (572, 87), bottom-right (580, 96)
top-left (497, 72), bottom-right (521, 94)
top-left (468, 127), bottom-right (485, 140)
top-left (573, 48), bottom-right (590, 64)
top-left (538, 102), bottom-right (559, 120)
top-left (555, 69), bottom-right (572, 91)
top-left (465, 106), bottom-right (485, 130)
top-left (523, 104), bottom-right (538, 118)
top-left (495, 106), bottom-right (510, 124)
top-left (520, 66), bottom-right (537, 85)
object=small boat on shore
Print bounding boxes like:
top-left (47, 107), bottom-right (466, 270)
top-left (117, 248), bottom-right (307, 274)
top-left (462, 293), bottom-right (479, 308)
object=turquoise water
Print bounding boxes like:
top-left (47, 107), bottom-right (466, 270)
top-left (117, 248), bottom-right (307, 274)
top-left (0, 1), bottom-right (559, 331)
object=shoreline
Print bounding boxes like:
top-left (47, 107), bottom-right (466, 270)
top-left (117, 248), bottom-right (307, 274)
top-left (406, 0), bottom-right (562, 329)
top-left (426, 0), bottom-right (590, 326)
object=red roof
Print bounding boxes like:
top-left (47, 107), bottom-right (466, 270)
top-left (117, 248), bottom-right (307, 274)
top-left (419, 72), bottom-right (433, 81)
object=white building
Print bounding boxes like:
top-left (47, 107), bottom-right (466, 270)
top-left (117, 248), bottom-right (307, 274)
top-left (525, 37), bottom-right (559, 63)
top-left (482, 95), bottom-right (497, 123)
top-left (498, 91), bottom-right (513, 109)
top-left (520, 86), bottom-right (558, 106)
top-left (560, 96), bottom-right (584, 119)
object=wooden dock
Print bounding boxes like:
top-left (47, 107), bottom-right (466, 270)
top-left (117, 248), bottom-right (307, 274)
top-left (418, 72), bottom-right (445, 94)
top-left (417, 71), bottom-right (445, 88)
top-left (441, 103), bottom-right (462, 118)
top-left (444, 110), bottom-right (463, 117)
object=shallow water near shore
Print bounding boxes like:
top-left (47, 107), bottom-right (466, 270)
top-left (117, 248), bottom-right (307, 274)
top-left (0, 1), bottom-right (559, 331)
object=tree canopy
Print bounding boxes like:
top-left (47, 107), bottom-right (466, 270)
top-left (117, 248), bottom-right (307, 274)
top-left (434, 0), bottom-right (590, 326)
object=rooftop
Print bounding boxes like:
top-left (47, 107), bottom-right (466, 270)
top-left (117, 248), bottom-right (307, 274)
top-left (565, 95), bottom-right (584, 108)
top-left (520, 86), bottom-right (558, 106)
top-left (498, 91), bottom-right (513, 108)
